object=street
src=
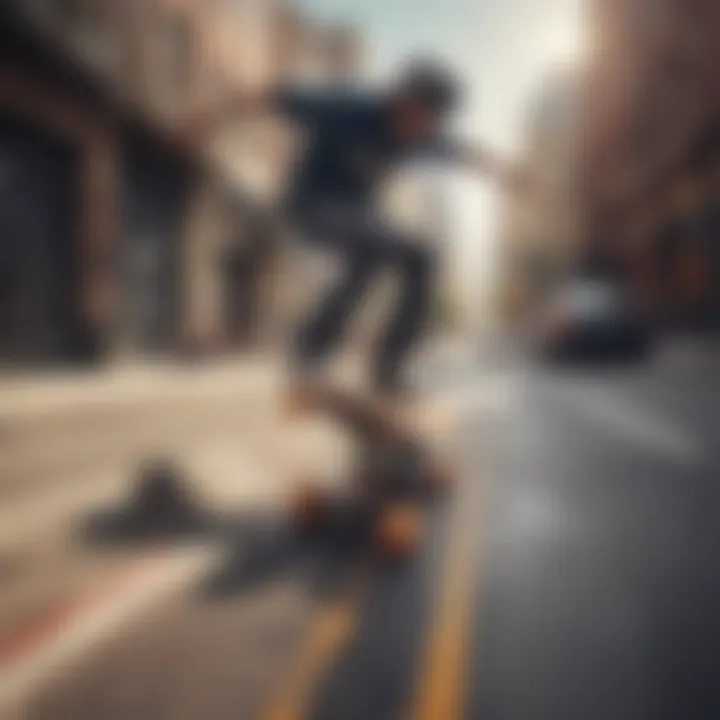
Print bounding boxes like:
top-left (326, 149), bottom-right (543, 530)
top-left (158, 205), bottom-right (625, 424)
top-left (475, 360), bottom-right (720, 720)
top-left (1, 350), bottom-right (718, 719)
top-left (1, 0), bottom-right (718, 715)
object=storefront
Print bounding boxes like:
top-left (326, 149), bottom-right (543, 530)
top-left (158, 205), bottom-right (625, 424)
top-left (0, 10), bottom-right (274, 366)
top-left (119, 126), bottom-right (194, 354)
top-left (0, 113), bottom-right (80, 365)
top-left (0, 16), bottom-right (117, 367)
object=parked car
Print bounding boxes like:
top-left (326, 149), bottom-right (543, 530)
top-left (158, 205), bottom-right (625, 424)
top-left (536, 280), bottom-right (653, 363)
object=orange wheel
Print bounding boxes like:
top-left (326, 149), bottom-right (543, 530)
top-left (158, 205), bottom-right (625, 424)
top-left (375, 503), bottom-right (422, 559)
top-left (290, 481), bottom-right (331, 529)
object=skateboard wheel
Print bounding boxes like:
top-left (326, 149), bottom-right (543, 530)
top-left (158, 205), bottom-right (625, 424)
top-left (291, 481), bottom-right (330, 529)
top-left (375, 504), bottom-right (421, 559)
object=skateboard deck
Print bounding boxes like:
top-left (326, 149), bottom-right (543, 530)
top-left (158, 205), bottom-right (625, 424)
top-left (285, 381), bottom-right (453, 559)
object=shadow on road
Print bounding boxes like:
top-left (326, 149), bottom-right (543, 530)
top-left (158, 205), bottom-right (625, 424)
top-left (80, 458), bottom-right (379, 603)
top-left (200, 506), bottom-right (373, 600)
top-left (80, 458), bottom-right (232, 544)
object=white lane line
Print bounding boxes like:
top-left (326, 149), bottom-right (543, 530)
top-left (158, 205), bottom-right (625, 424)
top-left (551, 383), bottom-right (703, 464)
top-left (0, 548), bottom-right (215, 716)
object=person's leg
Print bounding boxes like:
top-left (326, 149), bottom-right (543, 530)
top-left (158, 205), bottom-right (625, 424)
top-left (372, 243), bottom-right (435, 393)
top-left (290, 203), bottom-right (435, 390)
top-left (294, 247), bottom-right (378, 368)
top-left (291, 204), bottom-right (383, 372)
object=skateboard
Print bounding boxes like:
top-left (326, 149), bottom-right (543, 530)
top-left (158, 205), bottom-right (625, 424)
top-left (285, 381), bottom-right (452, 560)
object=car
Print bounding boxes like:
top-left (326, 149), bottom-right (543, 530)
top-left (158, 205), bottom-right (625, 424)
top-left (536, 280), bottom-right (653, 363)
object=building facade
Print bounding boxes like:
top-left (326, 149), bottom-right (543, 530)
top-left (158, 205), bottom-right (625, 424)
top-left (0, 8), bottom-right (122, 365)
top-left (0, 0), bottom-right (366, 365)
top-left (580, 0), bottom-right (720, 331)
top-left (498, 69), bottom-right (582, 322)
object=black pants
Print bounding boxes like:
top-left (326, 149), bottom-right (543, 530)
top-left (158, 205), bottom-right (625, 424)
top-left (290, 201), bottom-right (435, 387)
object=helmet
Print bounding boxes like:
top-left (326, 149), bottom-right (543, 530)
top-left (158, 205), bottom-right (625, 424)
top-left (396, 59), bottom-right (462, 113)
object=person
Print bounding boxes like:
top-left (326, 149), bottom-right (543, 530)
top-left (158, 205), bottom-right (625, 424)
top-left (181, 60), bottom-right (528, 396)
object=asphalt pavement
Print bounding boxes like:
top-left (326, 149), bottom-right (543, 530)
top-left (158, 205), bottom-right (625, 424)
top-left (9, 353), bottom-right (720, 720)
top-left (472, 360), bottom-right (720, 720)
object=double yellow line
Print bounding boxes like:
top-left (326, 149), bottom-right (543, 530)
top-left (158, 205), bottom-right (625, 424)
top-left (264, 413), bottom-right (484, 720)
top-left (406, 462), bottom-right (484, 720)
top-left (263, 559), bottom-right (376, 720)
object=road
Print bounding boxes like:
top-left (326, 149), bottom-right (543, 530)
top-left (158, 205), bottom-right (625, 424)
top-left (7, 353), bottom-right (720, 720)
top-left (473, 361), bottom-right (720, 720)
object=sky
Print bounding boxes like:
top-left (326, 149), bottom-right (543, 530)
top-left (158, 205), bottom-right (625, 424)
top-left (296, 0), bottom-right (584, 320)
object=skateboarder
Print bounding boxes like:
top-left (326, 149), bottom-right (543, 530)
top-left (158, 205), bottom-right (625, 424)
top-left (182, 60), bottom-right (528, 396)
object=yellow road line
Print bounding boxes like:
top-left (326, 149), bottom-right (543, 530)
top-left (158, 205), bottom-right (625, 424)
top-left (268, 395), bottom-right (468, 720)
top-left (407, 456), bottom-right (484, 720)
top-left (262, 560), bottom-right (374, 720)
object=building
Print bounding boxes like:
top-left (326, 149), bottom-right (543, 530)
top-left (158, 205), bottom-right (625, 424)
top-left (0, 1), bottom-right (276, 363)
top-left (0, 1), bottom-right (244, 363)
top-left (0, 7), bottom-right (124, 365)
top-left (580, 0), bottom-right (720, 331)
top-left (497, 68), bottom-right (582, 322)
top-left (0, 0), bottom-right (367, 365)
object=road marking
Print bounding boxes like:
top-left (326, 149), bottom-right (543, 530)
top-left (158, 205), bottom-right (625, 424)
top-left (407, 454), bottom-right (484, 720)
top-left (262, 559), bottom-right (375, 720)
top-left (0, 548), bottom-right (214, 716)
top-left (265, 391), bottom-right (474, 720)
top-left (551, 383), bottom-right (702, 464)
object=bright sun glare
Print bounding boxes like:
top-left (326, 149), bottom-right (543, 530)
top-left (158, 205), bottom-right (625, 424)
top-left (542, 13), bottom-right (584, 65)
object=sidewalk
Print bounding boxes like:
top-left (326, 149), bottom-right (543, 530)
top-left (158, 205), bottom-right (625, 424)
top-left (0, 345), bottom-right (505, 717)
top-left (0, 354), bottom-right (281, 421)
top-left (0, 354), bottom-right (337, 717)
top-left (0, 351), bottom-right (363, 537)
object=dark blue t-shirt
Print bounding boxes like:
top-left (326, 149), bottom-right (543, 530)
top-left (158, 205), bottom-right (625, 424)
top-left (276, 88), bottom-right (462, 206)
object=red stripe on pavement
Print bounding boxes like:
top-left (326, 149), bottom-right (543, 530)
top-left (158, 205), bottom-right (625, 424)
top-left (0, 556), bottom-right (160, 672)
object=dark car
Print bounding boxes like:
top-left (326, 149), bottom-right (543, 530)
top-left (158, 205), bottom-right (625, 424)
top-left (537, 280), bottom-right (652, 363)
